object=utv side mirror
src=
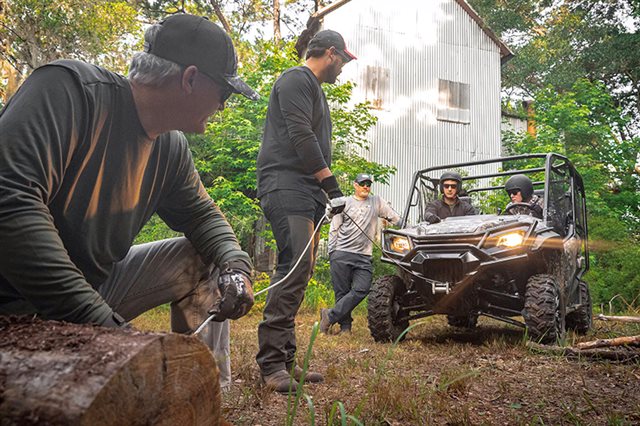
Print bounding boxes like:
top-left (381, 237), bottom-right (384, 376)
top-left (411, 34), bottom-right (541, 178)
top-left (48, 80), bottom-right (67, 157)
top-left (497, 207), bottom-right (502, 215)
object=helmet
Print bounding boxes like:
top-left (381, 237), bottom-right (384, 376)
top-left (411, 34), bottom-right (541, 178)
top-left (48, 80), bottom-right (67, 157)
top-left (439, 171), bottom-right (462, 194)
top-left (505, 174), bottom-right (534, 200)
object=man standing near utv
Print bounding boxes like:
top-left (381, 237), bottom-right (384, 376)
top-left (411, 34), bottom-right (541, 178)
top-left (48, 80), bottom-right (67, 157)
top-left (320, 174), bottom-right (401, 335)
top-left (0, 14), bottom-right (258, 391)
top-left (423, 171), bottom-right (476, 224)
top-left (256, 30), bottom-right (356, 393)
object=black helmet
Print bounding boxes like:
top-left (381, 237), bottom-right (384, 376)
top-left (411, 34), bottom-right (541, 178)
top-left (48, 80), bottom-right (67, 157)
top-left (505, 174), bottom-right (534, 200)
top-left (439, 171), bottom-right (463, 194)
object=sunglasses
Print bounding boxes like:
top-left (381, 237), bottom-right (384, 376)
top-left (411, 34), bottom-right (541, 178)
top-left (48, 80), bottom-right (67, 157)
top-left (443, 183), bottom-right (458, 189)
top-left (218, 84), bottom-right (233, 103)
top-left (507, 189), bottom-right (521, 196)
top-left (358, 181), bottom-right (372, 188)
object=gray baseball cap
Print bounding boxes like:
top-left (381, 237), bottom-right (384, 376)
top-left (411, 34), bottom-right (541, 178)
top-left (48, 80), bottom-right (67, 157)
top-left (355, 173), bottom-right (373, 184)
top-left (145, 14), bottom-right (260, 101)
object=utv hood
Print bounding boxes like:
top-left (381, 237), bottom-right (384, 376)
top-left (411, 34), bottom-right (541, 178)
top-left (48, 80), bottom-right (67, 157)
top-left (408, 214), bottom-right (539, 236)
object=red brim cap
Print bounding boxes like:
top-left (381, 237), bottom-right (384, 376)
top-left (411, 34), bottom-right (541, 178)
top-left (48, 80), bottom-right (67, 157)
top-left (341, 47), bottom-right (357, 61)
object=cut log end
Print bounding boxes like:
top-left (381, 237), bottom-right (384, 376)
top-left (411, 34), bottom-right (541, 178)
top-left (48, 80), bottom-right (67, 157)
top-left (0, 316), bottom-right (220, 426)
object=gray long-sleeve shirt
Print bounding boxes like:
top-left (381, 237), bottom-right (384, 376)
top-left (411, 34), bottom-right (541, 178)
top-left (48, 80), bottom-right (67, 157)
top-left (0, 60), bottom-right (251, 324)
top-left (329, 195), bottom-right (401, 256)
top-left (256, 66), bottom-right (332, 204)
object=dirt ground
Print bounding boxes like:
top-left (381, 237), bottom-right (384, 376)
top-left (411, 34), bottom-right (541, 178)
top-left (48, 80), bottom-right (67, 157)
top-left (209, 312), bottom-right (640, 426)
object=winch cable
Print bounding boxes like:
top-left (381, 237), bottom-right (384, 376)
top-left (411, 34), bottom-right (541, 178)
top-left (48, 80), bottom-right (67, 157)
top-left (194, 205), bottom-right (427, 336)
top-left (340, 210), bottom-right (425, 281)
top-left (193, 212), bottom-right (328, 335)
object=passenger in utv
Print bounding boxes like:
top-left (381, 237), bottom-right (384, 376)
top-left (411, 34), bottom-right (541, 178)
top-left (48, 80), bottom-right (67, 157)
top-left (423, 171), bottom-right (476, 224)
top-left (504, 174), bottom-right (544, 218)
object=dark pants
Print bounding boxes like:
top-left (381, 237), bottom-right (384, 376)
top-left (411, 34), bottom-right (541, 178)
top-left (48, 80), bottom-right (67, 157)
top-left (256, 190), bottom-right (325, 375)
top-left (327, 250), bottom-right (373, 330)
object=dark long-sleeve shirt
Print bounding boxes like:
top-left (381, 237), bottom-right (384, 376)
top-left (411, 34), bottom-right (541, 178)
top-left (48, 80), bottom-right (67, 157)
top-left (0, 60), bottom-right (251, 324)
top-left (256, 66), bottom-right (331, 204)
top-left (424, 197), bottom-right (477, 223)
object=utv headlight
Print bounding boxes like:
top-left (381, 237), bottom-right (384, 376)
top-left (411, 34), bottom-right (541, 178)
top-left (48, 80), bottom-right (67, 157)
top-left (496, 231), bottom-right (525, 248)
top-left (389, 236), bottom-right (411, 254)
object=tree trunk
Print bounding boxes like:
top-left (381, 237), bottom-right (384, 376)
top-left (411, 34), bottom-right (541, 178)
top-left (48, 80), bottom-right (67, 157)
top-left (575, 335), bottom-right (640, 350)
top-left (209, 1), bottom-right (232, 34)
top-left (273, 0), bottom-right (281, 42)
top-left (596, 314), bottom-right (640, 323)
top-left (0, 316), bottom-right (221, 426)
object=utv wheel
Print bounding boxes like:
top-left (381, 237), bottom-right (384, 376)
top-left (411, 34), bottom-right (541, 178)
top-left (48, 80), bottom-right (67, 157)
top-left (367, 275), bottom-right (409, 343)
top-left (565, 280), bottom-right (592, 334)
top-left (524, 274), bottom-right (565, 344)
top-left (447, 314), bottom-right (478, 329)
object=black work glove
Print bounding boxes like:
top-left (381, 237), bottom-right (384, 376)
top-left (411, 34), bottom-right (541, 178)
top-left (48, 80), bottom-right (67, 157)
top-left (424, 212), bottom-right (441, 224)
top-left (320, 175), bottom-right (344, 199)
top-left (208, 263), bottom-right (254, 321)
top-left (320, 175), bottom-right (345, 215)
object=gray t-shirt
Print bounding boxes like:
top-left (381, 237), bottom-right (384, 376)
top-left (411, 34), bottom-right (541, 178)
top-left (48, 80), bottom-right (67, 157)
top-left (329, 195), bottom-right (401, 256)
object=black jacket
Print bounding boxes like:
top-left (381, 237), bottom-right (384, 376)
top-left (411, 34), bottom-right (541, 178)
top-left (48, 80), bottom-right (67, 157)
top-left (424, 197), bottom-right (476, 224)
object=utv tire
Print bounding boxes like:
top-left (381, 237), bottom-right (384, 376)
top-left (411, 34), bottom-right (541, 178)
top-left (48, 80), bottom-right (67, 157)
top-left (368, 275), bottom-right (409, 343)
top-left (524, 274), bottom-right (565, 344)
top-left (565, 280), bottom-right (592, 334)
top-left (447, 314), bottom-right (478, 329)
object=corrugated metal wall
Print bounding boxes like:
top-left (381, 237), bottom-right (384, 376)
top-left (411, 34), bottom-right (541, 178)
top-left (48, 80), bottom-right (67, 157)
top-left (323, 0), bottom-right (503, 218)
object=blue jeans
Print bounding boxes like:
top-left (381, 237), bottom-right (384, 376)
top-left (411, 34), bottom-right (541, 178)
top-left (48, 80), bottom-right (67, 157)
top-left (328, 250), bottom-right (373, 330)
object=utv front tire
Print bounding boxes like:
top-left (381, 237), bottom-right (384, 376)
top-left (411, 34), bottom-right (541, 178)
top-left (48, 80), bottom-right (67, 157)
top-left (368, 275), bottom-right (409, 343)
top-left (565, 279), bottom-right (592, 334)
top-left (524, 274), bottom-right (565, 344)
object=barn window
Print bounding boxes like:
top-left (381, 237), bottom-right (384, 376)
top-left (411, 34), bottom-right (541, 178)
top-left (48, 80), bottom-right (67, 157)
top-left (362, 65), bottom-right (390, 110)
top-left (437, 79), bottom-right (470, 124)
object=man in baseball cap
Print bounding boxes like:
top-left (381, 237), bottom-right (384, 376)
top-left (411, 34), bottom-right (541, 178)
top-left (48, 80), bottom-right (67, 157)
top-left (0, 12), bottom-right (257, 395)
top-left (255, 28), bottom-right (356, 393)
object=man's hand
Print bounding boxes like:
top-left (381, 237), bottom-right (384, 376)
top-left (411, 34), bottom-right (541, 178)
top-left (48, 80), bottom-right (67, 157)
top-left (325, 196), bottom-right (347, 219)
top-left (209, 268), bottom-right (254, 321)
top-left (424, 212), bottom-right (441, 224)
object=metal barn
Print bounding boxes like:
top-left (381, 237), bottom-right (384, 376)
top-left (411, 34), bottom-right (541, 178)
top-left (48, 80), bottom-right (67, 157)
top-left (317, 0), bottom-right (513, 214)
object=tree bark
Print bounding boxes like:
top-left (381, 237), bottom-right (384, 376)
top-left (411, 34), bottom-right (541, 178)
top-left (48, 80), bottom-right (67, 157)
top-left (273, 0), bottom-right (281, 42)
top-left (0, 316), bottom-right (221, 426)
top-left (527, 341), bottom-right (640, 363)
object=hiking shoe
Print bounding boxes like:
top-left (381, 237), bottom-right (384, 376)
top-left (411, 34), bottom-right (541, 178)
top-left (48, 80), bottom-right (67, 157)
top-left (290, 365), bottom-right (324, 383)
top-left (320, 308), bottom-right (331, 334)
top-left (261, 370), bottom-right (298, 394)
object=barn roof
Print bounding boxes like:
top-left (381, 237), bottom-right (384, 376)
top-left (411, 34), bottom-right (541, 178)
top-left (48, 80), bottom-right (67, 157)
top-left (311, 0), bottom-right (513, 61)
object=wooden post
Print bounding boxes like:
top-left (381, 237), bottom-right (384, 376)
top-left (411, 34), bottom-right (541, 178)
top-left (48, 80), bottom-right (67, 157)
top-left (0, 316), bottom-right (221, 425)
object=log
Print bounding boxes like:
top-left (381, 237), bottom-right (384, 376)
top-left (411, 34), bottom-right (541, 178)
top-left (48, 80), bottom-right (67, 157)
top-left (575, 335), bottom-right (640, 350)
top-left (596, 314), bottom-right (640, 323)
top-left (526, 341), bottom-right (640, 363)
top-left (0, 316), bottom-right (221, 426)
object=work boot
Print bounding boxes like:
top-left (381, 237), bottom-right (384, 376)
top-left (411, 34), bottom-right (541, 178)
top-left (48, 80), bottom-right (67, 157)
top-left (289, 365), bottom-right (324, 383)
top-left (261, 370), bottom-right (298, 394)
top-left (338, 326), bottom-right (352, 335)
top-left (319, 308), bottom-right (332, 334)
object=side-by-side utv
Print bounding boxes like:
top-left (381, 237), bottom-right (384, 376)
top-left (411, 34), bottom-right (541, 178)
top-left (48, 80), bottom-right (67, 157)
top-left (368, 153), bottom-right (592, 344)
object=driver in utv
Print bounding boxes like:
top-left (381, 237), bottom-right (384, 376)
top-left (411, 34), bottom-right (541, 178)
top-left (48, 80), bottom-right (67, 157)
top-left (423, 171), bottom-right (476, 224)
top-left (504, 174), bottom-right (543, 218)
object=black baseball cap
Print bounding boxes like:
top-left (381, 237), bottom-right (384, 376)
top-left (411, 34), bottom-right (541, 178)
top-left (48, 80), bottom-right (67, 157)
top-left (355, 173), bottom-right (373, 184)
top-left (145, 14), bottom-right (260, 101)
top-left (307, 30), bottom-right (357, 62)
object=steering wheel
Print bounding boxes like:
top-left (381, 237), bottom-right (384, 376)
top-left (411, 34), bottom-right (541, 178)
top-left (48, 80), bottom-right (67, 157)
top-left (503, 202), bottom-right (537, 215)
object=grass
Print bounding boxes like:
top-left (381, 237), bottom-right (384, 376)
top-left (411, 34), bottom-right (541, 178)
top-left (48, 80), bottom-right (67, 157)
top-left (132, 307), bottom-right (640, 425)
